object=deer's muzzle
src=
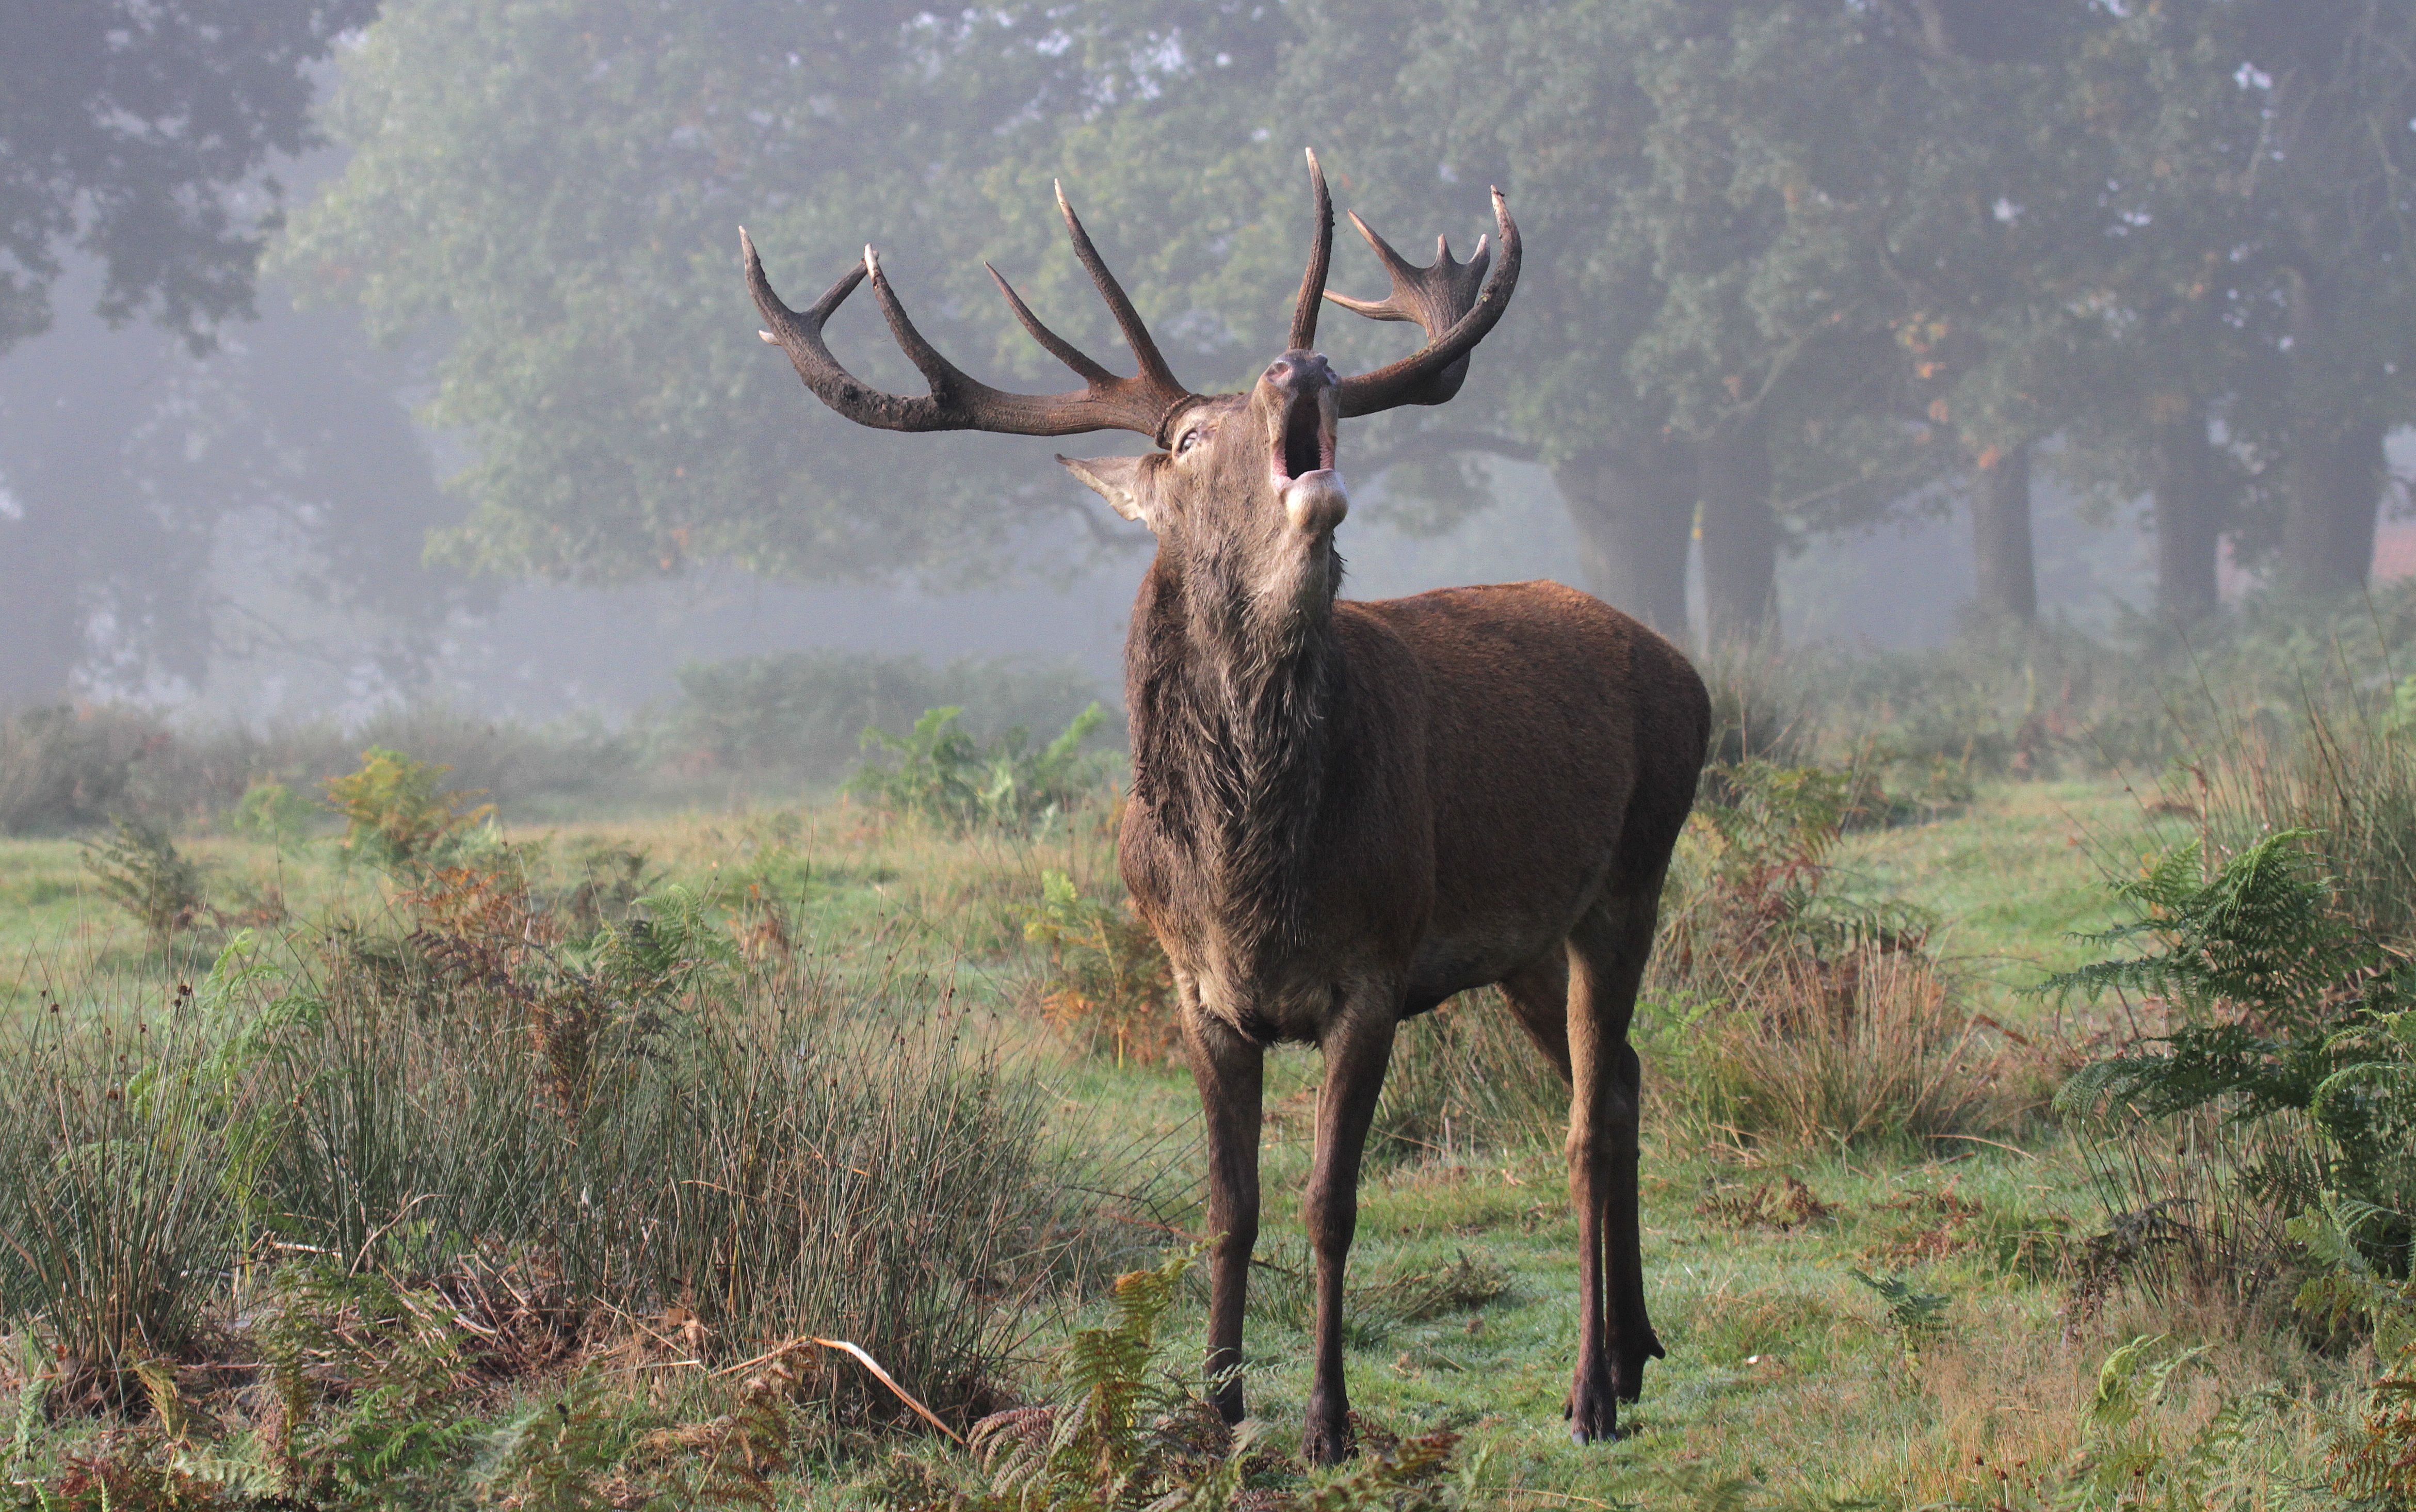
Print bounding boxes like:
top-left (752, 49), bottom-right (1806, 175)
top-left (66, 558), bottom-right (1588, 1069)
top-left (1283, 470), bottom-right (1348, 534)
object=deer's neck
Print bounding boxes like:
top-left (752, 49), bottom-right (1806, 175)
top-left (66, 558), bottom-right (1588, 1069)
top-left (1124, 551), bottom-right (1342, 960)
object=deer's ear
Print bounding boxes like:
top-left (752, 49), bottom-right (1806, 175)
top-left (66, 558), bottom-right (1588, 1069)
top-left (1058, 454), bottom-right (1152, 526)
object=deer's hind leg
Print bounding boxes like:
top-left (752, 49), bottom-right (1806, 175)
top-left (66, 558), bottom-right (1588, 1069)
top-left (1561, 887), bottom-right (1665, 1442)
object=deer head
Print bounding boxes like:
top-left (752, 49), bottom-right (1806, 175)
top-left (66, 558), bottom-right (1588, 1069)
top-left (742, 152), bottom-right (1520, 635)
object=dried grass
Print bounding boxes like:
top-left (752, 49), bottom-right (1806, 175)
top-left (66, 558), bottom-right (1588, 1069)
top-left (1649, 939), bottom-right (2040, 1154)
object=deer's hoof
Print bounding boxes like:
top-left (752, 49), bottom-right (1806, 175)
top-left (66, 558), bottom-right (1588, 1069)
top-left (1567, 1368), bottom-right (1621, 1444)
top-left (1302, 1400), bottom-right (1355, 1466)
top-left (1615, 1340), bottom-right (1663, 1404)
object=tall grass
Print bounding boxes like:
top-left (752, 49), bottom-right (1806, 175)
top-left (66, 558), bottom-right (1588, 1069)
top-left (1370, 989), bottom-right (1565, 1165)
top-left (1641, 759), bottom-right (2037, 1153)
top-left (0, 862), bottom-right (1076, 1429)
top-left (0, 989), bottom-right (238, 1410)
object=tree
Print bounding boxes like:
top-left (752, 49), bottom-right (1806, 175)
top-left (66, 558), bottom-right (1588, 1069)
top-left (0, 0), bottom-right (478, 704)
top-left (0, 0), bottom-right (377, 353)
top-left (280, 0), bottom-right (1210, 591)
top-left (0, 289), bottom-right (477, 705)
top-left (2063, 1), bottom-right (2416, 603)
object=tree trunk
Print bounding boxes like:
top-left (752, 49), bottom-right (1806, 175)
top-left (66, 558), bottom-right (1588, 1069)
top-left (1969, 441), bottom-right (2037, 622)
top-left (1697, 413), bottom-right (1777, 647)
top-left (2151, 398), bottom-right (2221, 622)
top-left (2281, 269), bottom-right (2387, 594)
top-left (1555, 442), bottom-right (1694, 639)
top-left (0, 506), bottom-right (89, 706)
top-left (2283, 416), bottom-right (2386, 595)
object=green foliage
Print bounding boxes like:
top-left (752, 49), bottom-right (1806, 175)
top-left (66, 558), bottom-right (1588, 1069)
top-left (661, 651), bottom-right (1110, 787)
top-left (849, 704), bottom-right (1108, 831)
top-left (2061, 1336), bottom-right (2275, 1512)
top-left (262, 1264), bottom-right (487, 1505)
top-left (959, 1251), bottom-right (1475, 1512)
top-left (1023, 870), bottom-right (1176, 1064)
top-left (321, 745), bottom-right (495, 869)
top-left (1848, 1270), bottom-right (1951, 1365)
top-left (472, 1369), bottom-right (627, 1512)
top-left (229, 781), bottom-right (318, 847)
top-left (278, 0), bottom-right (1095, 585)
top-left (78, 818), bottom-right (205, 945)
top-left (2048, 832), bottom-right (2416, 1277)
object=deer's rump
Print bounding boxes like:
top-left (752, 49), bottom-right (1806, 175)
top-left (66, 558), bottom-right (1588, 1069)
top-left (1341, 580), bottom-right (1710, 1009)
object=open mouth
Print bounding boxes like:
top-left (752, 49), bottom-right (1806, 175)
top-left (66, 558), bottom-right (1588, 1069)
top-left (1273, 393), bottom-right (1333, 482)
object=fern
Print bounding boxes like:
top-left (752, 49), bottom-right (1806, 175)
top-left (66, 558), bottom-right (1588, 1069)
top-left (2046, 830), bottom-right (2416, 1275)
top-left (850, 703), bottom-right (1109, 831)
top-left (474, 1369), bottom-right (624, 1512)
top-left (1849, 1269), bottom-right (1950, 1363)
top-left (261, 1264), bottom-right (485, 1506)
top-left (2040, 831), bottom-right (2376, 1030)
top-left (79, 817), bottom-right (204, 945)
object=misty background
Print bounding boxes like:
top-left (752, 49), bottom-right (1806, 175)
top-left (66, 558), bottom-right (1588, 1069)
top-left (4, 1), bottom-right (2413, 806)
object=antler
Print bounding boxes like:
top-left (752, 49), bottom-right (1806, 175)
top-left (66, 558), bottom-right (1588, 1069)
top-left (742, 184), bottom-right (1200, 443)
top-left (1288, 148), bottom-right (1334, 351)
top-left (1323, 187), bottom-right (1521, 416)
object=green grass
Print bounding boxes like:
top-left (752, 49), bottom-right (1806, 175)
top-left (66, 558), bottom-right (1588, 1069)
top-left (1835, 779), bottom-right (2198, 1017)
top-left (0, 780), bottom-right (2370, 1508)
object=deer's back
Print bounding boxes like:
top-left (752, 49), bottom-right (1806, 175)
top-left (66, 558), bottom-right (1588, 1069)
top-left (1342, 580), bottom-right (1709, 1000)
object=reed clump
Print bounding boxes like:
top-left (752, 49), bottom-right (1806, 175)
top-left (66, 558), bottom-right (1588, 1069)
top-left (0, 843), bottom-right (1077, 1469)
top-left (1644, 759), bottom-right (2040, 1153)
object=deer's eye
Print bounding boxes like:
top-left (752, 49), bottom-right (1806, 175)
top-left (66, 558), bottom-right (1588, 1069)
top-left (1176, 428), bottom-right (1206, 456)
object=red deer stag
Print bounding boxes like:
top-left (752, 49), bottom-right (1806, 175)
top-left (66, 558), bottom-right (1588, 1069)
top-left (742, 152), bottom-right (1708, 1459)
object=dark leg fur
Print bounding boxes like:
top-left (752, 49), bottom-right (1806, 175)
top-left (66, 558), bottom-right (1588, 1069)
top-left (1564, 890), bottom-right (1664, 1441)
top-left (1183, 996), bottom-right (1265, 1426)
top-left (1301, 998), bottom-right (1397, 1466)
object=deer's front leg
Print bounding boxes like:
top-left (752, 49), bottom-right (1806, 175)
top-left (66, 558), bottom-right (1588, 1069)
top-left (1302, 994), bottom-right (1398, 1467)
top-left (1182, 989), bottom-right (1265, 1426)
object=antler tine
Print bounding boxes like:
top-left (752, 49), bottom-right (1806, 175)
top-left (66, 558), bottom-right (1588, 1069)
top-left (861, 246), bottom-right (997, 408)
top-left (742, 219), bottom-right (1197, 440)
top-left (986, 263), bottom-right (1119, 387)
top-left (1288, 148), bottom-right (1333, 351)
top-left (1328, 186), bottom-right (1521, 417)
top-left (1325, 212), bottom-right (1491, 331)
top-left (1053, 182), bottom-right (1185, 398)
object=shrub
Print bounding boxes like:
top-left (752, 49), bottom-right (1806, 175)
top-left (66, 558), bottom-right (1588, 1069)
top-left (1023, 870), bottom-right (1177, 1064)
top-left (0, 704), bottom-right (159, 834)
top-left (79, 817), bottom-right (206, 945)
top-left (848, 703), bottom-right (1110, 830)
top-left (659, 649), bottom-right (1109, 784)
top-left (2048, 833), bottom-right (2416, 1282)
top-left (229, 779), bottom-right (318, 846)
top-left (0, 853), bottom-right (1080, 1441)
top-left (0, 995), bottom-right (238, 1411)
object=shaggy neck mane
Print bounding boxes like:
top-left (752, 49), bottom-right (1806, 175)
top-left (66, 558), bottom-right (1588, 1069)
top-left (1126, 545), bottom-right (1342, 964)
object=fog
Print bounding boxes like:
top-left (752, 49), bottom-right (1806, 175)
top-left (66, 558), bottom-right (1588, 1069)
top-left (0, 268), bottom-right (2183, 727)
top-left (3, 2), bottom-right (2411, 744)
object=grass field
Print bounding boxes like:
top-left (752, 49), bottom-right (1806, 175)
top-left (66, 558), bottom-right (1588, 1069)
top-left (0, 777), bottom-right (2380, 1509)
